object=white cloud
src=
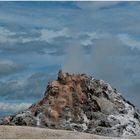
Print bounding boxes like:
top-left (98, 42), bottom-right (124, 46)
top-left (0, 26), bottom-right (110, 47)
top-left (0, 27), bottom-right (71, 44)
top-left (0, 27), bottom-right (17, 44)
top-left (118, 34), bottom-right (140, 50)
top-left (80, 32), bottom-right (109, 46)
top-left (0, 59), bottom-right (24, 76)
top-left (76, 1), bottom-right (122, 10)
top-left (20, 28), bottom-right (71, 44)
top-left (0, 27), bottom-right (16, 36)
top-left (0, 27), bottom-right (31, 44)
top-left (0, 72), bottom-right (51, 100)
top-left (40, 28), bottom-right (70, 43)
top-left (0, 59), bottom-right (16, 66)
top-left (0, 102), bottom-right (31, 113)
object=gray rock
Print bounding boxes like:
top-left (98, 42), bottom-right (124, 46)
top-left (0, 71), bottom-right (140, 138)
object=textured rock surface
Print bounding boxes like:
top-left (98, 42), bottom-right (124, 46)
top-left (0, 70), bottom-right (140, 138)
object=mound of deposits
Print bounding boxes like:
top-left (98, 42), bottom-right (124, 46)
top-left (1, 70), bottom-right (140, 138)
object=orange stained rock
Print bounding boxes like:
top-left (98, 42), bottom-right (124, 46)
top-left (47, 107), bottom-right (59, 122)
top-left (29, 70), bottom-right (89, 121)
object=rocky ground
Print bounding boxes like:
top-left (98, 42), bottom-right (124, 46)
top-left (0, 70), bottom-right (140, 138)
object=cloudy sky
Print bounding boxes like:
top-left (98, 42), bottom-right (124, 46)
top-left (0, 1), bottom-right (140, 116)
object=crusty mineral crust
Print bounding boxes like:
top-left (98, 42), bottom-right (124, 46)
top-left (1, 70), bottom-right (140, 138)
top-left (29, 70), bottom-right (89, 119)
